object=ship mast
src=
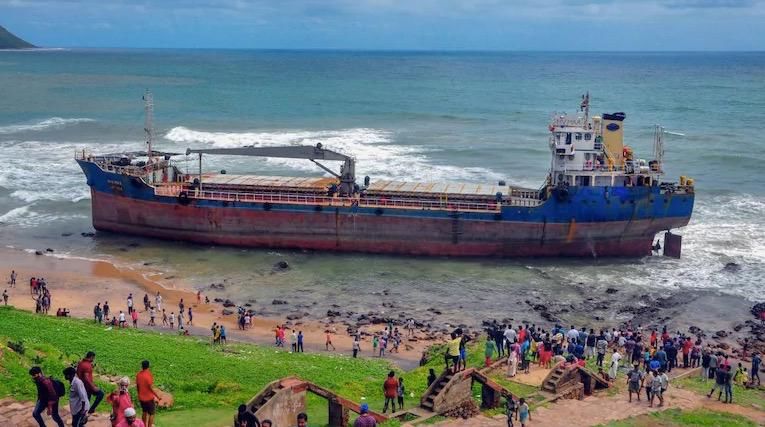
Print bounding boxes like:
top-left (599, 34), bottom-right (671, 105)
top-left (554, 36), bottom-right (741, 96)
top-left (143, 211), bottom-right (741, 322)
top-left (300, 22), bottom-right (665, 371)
top-left (143, 89), bottom-right (154, 164)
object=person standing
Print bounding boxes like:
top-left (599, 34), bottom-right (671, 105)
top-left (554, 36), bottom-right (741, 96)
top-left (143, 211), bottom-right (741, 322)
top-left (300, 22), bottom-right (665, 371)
top-left (76, 352), bottom-right (105, 414)
top-left (131, 309), bottom-right (139, 328)
top-left (148, 307), bottom-right (156, 326)
top-left (161, 310), bottom-right (168, 327)
top-left (2, 289), bottom-right (8, 306)
top-left (127, 293), bottom-right (134, 315)
top-left (751, 353), bottom-right (761, 386)
top-left (169, 312), bottom-right (175, 329)
top-left (136, 361), bottom-right (160, 427)
top-left (596, 334), bottom-right (608, 368)
top-left (325, 330), bottom-right (336, 351)
top-left (518, 397), bottom-right (530, 427)
top-left (154, 292), bottom-right (162, 312)
top-left (290, 330), bottom-right (297, 353)
top-left (396, 377), bottom-right (405, 410)
top-left (505, 395), bottom-right (517, 427)
top-left (93, 303), bottom-right (102, 323)
top-left (29, 366), bottom-right (65, 427)
top-left (608, 348), bottom-right (622, 380)
top-left (103, 301), bottom-right (110, 320)
top-left (187, 307), bottom-right (193, 326)
top-left (484, 334), bottom-right (497, 367)
top-left (382, 371), bottom-right (398, 413)
top-left (220, 325), bottom-right (227, 344)
top-left (143, 294), bottom-right (150, 311)
top-left (627, 364), bottom-right (643, 402)
top-left (297, 331), bottom-right (304, 353)
top-left (64, 367), bottom-right (89, 427)
top-left (723, 365), bottom-right (733, 403)
top-left (9, 270), bottom-right (16, 287)
top-left (118, 311), bottom-right (127, 328)
top-left (352, 336), bottom-right (360, 358)
top-left (649, 370), bottom-right (664, 407)
top-left (178, 298), bottom-right (184, 315)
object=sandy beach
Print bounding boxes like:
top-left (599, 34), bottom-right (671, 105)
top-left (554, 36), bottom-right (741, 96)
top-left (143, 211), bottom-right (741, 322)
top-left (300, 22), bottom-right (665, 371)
top-left (0, 247), bottom-right (430, 370)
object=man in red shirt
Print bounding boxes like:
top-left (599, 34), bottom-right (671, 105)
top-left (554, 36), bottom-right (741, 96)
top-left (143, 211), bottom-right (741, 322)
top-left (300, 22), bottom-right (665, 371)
top-left (76, 351), bottom-right (105, 414)
top-left (682, 337), bottom-right (693, 368)
top-left (382, 371), bottom-right (398, 413)
top-left (136, 360), bottom-right (160, 427)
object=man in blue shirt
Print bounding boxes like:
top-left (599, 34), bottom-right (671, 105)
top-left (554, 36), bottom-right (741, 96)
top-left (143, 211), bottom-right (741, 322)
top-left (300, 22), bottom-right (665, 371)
top-left (752, 353), bottom-right (761, 386)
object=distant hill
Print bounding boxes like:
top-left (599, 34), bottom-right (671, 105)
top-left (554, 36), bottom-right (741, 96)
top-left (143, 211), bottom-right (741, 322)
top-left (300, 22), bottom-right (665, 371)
top-left (0, 25), bottom-right (36, 49)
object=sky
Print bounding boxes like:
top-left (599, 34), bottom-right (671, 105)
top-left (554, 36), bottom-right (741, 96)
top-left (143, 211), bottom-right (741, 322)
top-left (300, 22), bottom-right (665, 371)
top-left (1, 0), bottom-right (764, 50)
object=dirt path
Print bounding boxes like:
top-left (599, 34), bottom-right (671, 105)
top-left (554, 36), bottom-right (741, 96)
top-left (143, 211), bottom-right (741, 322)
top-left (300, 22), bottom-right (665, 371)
top-left (430, 379), bottom-right (765, 427)
top-left (0, 397), bottom-right (111, 427)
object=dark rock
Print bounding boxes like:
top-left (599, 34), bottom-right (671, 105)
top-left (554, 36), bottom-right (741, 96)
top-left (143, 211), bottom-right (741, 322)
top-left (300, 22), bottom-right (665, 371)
top-left (427, 307), bottom-right (442, 315)
top-left (244, 303), bottom-right (252, 307)
top-left (541, 311), bottom-right (558, 322)
top-left (35, 250), bottom-right (43, 255)
top-left (222, 299), bottom-right (236, 308)
top-left (734, 324), bottom-right (745, 332)
top-left (715, 330), bottom-right (728, 338)
top-left (273, 260), bottom-right (289, 270)
top-left (127, 242), bottom-right (140, 247)
top-left (605, 288), bottom-right (618, 294)
top-left (752, 303), bottom-right (765, 319)
top-left (272, 299), bottom-right (288, 305)
top-left (213, 298), bottom-right (224, 303)
top-left (81, 232), bottom-right (96, 237)
top-left (357, 319), bottom-right (370, 326)
top-left (327, 310), bottom-right (341, 317)
top-left (209, 283), bottom-right (225, 290)
top-left (143, 262), bottom-right (154, 266)
top-left (532, 304), bottom-right (547, 312)
top-left (45, 248), bottom-right (54, 252)
top-left (286, 313), bottom-right (303, 320)
top-left (61, 233), bottom-right (72, 237)
top-left (689, 326), bottom-right (702, 335)
top-left (722, 262), bottom-right (741, 273)
top-left (717, 342), bottom-right (730, 350)
top-left (222, 309), bottom-right (234, 315)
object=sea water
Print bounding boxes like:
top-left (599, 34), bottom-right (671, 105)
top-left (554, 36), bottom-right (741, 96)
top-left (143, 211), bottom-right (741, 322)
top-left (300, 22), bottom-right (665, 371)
top-left (0, 50), bottom-right (763, 320)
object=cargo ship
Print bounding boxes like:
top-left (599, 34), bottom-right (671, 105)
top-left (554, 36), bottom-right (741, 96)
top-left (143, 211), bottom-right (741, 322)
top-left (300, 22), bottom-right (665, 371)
top-left (76, 92), bottom-right (694, 257)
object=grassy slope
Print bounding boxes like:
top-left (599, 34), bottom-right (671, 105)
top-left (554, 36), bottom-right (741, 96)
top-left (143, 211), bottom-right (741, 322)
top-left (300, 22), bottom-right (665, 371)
top-left (599, 408), bottom-right (757, 427)
top-left (0, 307), bottom-right (495, 426)
top-left (673, 375), bottom-right (765, 410)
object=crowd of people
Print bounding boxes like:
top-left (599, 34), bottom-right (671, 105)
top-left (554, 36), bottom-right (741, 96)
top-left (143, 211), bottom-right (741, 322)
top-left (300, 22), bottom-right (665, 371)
top-left (29, 351), bottom-right (162, 427)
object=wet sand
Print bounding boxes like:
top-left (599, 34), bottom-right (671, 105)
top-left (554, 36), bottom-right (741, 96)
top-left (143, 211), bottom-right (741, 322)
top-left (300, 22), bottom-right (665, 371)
top-left (0, 247), bottom-right (429, 370)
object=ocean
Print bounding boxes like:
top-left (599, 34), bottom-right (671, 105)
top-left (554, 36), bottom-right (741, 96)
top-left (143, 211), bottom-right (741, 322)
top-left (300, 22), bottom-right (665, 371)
top-left (0, 49), bottom-right (763, 324)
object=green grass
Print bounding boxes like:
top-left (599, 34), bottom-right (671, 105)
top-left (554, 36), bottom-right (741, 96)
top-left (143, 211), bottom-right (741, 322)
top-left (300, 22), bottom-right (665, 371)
top-left (673, 375), bottom-right (765, 410)
top-left (0, 307), bottom-right (501, 426)
top-left (599, 408), bottom-right (758, 427)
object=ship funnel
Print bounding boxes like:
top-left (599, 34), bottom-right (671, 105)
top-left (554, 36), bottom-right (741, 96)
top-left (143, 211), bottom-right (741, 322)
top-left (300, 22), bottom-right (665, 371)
top-left (601, 112), bottom-right (626, 166)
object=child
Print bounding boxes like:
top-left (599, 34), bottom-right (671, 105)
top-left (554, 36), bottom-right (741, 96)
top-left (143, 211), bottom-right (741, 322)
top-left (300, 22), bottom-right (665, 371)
top-left (397, 377), bottom-right (405, 410)
top-left (373, 335), bottom-right (379, 356)
top-left (518, 397), bottom-right (530, 427)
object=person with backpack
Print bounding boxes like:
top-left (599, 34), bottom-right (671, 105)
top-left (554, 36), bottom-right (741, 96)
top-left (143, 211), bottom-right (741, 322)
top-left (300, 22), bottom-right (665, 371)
top-left (29, 366), bottom-right (65, 427)
top-left (627, 364), bottom-right (644, 402)
top-left (64, 367), bottom-right (89, 427)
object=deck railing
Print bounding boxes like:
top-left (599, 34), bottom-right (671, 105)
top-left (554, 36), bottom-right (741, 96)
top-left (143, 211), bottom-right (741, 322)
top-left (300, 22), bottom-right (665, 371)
top-left (152, 184), bottom-right (545, 212)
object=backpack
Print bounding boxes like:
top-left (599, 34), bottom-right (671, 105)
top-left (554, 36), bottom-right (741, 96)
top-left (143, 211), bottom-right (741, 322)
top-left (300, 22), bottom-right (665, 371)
top-left (51, 378), bottom-right (66, 398)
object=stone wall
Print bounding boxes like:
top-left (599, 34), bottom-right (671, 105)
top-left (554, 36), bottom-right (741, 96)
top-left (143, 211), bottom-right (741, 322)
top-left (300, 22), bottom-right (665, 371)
top-left (432, 370), bottom-right (474, 414)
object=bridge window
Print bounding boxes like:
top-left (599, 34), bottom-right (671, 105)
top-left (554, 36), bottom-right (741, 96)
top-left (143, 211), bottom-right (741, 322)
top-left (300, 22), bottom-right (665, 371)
top-left (566, 133), bottom-right (572, 145)
top-left (575, 133), bottom-right (582, 140)
top-left (584, 133), bottom-right (592, 141)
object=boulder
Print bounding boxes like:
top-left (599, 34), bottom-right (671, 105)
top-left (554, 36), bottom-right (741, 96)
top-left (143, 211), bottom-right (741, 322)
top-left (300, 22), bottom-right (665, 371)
top-left (605, 288), bottom-right (618, 294)
top-left (272, 299), bottom-right (288, 305)
top-left (273, 260), bottom-right (289, 270)
top-left (222, 299), bottom-right (236, 308)
top-left (722, 262), bottom-right (741, 273)
top-left (222, 309), bottom-right (234, 316)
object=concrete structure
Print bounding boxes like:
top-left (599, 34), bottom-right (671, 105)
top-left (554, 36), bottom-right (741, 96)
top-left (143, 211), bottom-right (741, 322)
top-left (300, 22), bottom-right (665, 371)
top-left (241, 377), bottom-right (387, 427)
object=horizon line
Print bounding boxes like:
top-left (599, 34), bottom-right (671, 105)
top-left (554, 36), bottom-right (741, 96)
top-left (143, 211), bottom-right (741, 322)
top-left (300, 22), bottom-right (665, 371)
top-left (10, 46), bottom-right (765, 53)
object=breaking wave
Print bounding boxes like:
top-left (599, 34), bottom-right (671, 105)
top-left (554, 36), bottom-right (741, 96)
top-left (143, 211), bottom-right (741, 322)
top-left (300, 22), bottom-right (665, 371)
top-left (164, 126), bottom-right (505, 183)
top-left (0, 117), bottom-right (95, 135)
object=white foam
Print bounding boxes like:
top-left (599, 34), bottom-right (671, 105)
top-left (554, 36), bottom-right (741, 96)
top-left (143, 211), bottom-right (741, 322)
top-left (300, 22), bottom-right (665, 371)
top-left (165, 126), bottom-right (505, 183)
top-left (0, 203), bottom-right (87, 228)
top-left (0, 117), bottom-right (94, 135)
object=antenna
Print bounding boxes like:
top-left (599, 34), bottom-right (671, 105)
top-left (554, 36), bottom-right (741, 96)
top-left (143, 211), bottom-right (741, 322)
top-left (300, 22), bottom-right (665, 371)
top-left (653, 125), bottom-right (685, 173)
top-left (143, 89), bottom-right (154, 163)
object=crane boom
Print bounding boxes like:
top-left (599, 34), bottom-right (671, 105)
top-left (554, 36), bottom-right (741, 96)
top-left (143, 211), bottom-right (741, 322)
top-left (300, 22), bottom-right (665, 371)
top-left (186, 144), bottom-right (357, 195)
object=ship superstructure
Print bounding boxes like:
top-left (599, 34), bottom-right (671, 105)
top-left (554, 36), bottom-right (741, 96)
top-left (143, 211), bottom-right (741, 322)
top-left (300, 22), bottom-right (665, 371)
top-left (76, 92), bottom-right (694, 257)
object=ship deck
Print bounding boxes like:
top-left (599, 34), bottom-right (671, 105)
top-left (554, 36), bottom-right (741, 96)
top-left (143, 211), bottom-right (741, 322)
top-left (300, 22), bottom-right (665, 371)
top-left (152, 173), bottom-right (544, 212)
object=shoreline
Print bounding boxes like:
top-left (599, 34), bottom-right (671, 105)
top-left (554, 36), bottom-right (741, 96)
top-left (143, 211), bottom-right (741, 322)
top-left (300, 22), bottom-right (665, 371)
top-left (0, 247), bottom-right (429, 370)
top-left (2, 245), bottom-right (762, 371)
